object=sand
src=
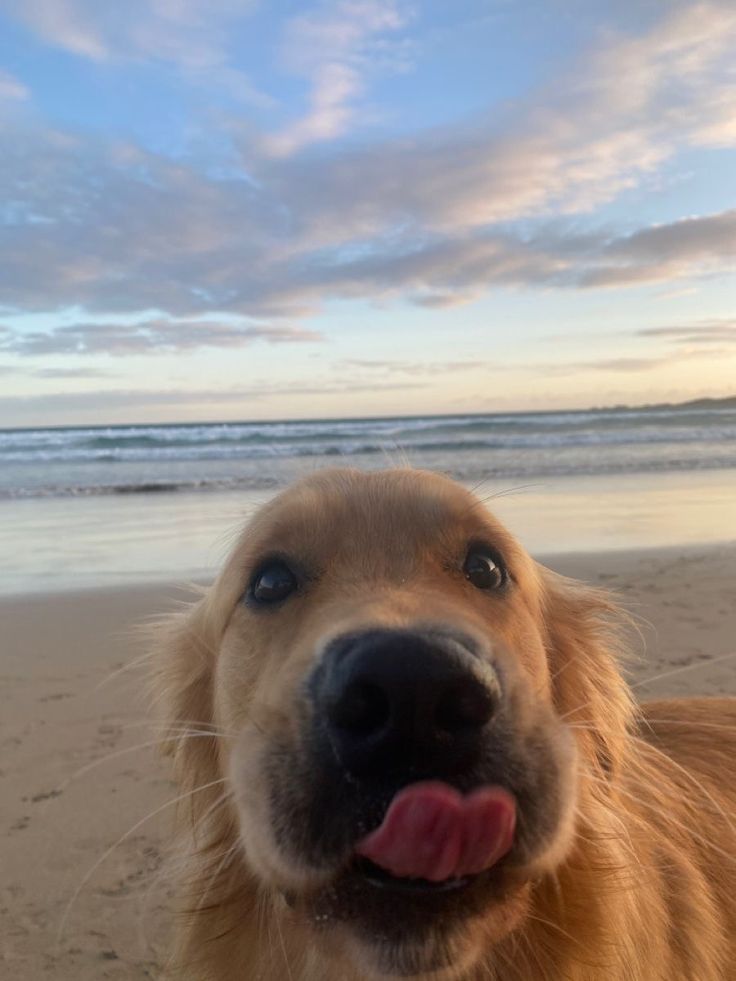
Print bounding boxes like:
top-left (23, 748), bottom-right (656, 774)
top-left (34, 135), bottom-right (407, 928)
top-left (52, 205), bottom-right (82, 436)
top-left (1, 544), bottom-right (735, 979)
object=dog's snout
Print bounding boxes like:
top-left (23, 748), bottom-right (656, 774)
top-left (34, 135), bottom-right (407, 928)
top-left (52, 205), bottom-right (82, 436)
top-left (311, 629), bottom-right (499, 779)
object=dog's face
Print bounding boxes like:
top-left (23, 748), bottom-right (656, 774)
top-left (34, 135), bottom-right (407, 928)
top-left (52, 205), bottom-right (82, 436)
top-left (204, 469), bottom-right (580, 979)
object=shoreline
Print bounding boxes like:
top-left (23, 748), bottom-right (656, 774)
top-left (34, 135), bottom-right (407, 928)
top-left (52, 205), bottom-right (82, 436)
top-left (0, 538), bottom-right (734, 600)
top-left (2, 543), bottom-right (735, 979)
top-left (2, 467), bottom-right (735, 596)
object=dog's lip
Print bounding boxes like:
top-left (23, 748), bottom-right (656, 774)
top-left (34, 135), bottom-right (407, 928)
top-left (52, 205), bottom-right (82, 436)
top-left (352, 856), bottom-right (474, 894)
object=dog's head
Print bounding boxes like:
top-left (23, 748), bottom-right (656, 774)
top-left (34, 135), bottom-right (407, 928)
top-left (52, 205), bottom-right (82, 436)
top-left (160, 469), bottom-right (633, 980)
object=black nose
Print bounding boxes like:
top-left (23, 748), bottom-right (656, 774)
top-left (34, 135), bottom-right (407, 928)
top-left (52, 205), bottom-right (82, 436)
top-left (310, 629), bottom-right (499, 779)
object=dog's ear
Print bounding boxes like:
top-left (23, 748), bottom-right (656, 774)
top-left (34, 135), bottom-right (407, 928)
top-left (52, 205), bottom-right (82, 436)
top-left (149, 594), bottom-right (221, 814)
top-left (149, 597), bottom-right (265, 978)
top-left (538, 567), bottom-right (636, 780)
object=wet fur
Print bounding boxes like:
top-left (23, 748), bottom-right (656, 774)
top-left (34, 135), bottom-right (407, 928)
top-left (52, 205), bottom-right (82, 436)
top-left (153, 468), bottom-right (736, 980)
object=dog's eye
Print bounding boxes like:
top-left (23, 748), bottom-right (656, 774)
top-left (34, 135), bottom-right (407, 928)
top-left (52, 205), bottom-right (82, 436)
top-left (250, 562), bottom-right (298, 604)
top-left (463, 549), bottom-right (507, 591)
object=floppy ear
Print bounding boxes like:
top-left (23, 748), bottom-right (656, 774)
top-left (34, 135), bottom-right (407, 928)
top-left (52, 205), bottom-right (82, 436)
top-left (150, 595), bottom-right (272, 978)
top-left (539, 567), bottom-right (636, 780)
top-left (149, 594), bottom-right (223, 823)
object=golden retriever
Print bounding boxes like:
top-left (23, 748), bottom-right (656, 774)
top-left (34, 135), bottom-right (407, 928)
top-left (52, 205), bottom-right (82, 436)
top-left (154, 468), bottom-right (736, 980)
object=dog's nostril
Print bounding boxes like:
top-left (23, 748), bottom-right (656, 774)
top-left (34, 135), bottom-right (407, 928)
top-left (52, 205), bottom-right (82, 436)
top-left (313, 630), bottom-right (501, 778)
top-left (328, 682), bottom-right (391, 736)
top-left (435, 679), bottom-right (495, 733)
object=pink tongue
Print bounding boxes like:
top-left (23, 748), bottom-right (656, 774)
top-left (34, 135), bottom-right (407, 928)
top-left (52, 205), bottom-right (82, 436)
top-left (355, 781), bottom-right (516, 883)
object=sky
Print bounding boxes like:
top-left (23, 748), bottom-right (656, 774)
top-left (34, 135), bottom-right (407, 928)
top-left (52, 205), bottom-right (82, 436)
top-left (0, 0), bottom-right (735, 427)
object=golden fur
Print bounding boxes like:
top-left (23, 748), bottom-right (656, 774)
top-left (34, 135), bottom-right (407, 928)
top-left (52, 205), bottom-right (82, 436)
top-left (153, 468), bottom-right (736, 980)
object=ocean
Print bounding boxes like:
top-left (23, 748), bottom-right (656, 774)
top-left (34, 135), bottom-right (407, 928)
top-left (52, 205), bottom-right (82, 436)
top-left (3, 405), bottom-right (736, 499)
top-left (1, 406), bottom-right (734, 594)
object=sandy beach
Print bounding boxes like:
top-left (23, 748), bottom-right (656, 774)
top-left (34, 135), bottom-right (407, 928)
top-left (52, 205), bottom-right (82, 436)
top-left (1, 544), bottom-right (735, 980)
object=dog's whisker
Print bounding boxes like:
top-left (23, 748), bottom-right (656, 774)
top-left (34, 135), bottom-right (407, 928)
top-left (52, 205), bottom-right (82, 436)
top-left (92, 648), bottom-right (160, 692)
top-left (628, 737), bottom-right (736, 839)
top-left (640, 717), bottom-right (736, 732)
top-left (95, 718), bottom-right (238, 736)
top-left (465, 473), bottom-right (498, 498)
top-left (133, 792), bottom-right (235, 959)
top-left (189, 787), bottom-right (235, 846)
top-left (191, 836), bottom-right (242, 917)
top-left (57, 732), bottom-right (229, 792)
top-left (629, 650), bottom-right (736, 693)
top-left (580, 769), bottom-right (736, 867)
top-left (459, 482), bottom-right (545, 521)
top-left (570, 725), bottom-right (736, 837)
top-left (57, 776), bottom-right (227, 944)
top-left (273, 899), bottom-right (296, 981)
top-left (561, 651), bottom-right (736, 725)
top-left (544, 653), bottom-right (579, 692)
top-left (566, 716), bottom-right (736, 792)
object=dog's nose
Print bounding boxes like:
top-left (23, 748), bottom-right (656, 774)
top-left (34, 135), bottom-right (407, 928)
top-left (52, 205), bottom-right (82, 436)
top-left (310, 629), bottom-right (499, 779)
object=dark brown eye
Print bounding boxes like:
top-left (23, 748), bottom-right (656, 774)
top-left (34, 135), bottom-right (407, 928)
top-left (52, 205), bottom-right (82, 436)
top-left (250, 561), bottom-right (298, 604)
top-left (463, 549), bottom-right (507, 591)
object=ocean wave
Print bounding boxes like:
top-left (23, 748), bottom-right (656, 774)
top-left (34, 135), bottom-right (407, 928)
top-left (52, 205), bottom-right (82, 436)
top-left (2, 407), bottom-right (735, 498)
top-left (3, 406), bottom-right (735, 460)
top-left (0, 474), bottom-right (282, 499)
top-left (3, 453), bottom-right (736, 500)
top-left (2, 424), bottom-right (735, 464)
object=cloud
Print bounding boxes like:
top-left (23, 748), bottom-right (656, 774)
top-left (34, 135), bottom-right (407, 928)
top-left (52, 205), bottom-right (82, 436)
top-left (1, 0), bottom-right (269, 106)
top-left (536, 318), bottom-right (736, 376)
top-left (253, 209), bottom-right (736, 301)
top-left (636, 320), bottom-right (736, 345)
top-left (0, 70), bottom-right (29, 101)
top-left (581, 211), bottom-right (736, 287)
top-left (262, 0), bottom-right (412, 156)
top-left (29, 366), bottom-right (118, 378)
top-left (2, 0), bottom-right (247, 64)
top-left (537, 351), bottom-right (709, 376)
top-left (341, 359), bottom-right (480, 375)
top-left (1, 2), bottom-right (736, 358)
top-left (259, 2), bottom-right (736, 242)
top-left (0, 360), bottom-right (117, 379)
top-left (0, 319), bottom-right (323, 356)
top-left (0, 376), bottom-right (427, 414)
top-left (571, 356), bottom-right (671, 373)
top-left (613, 213), bottom-right (736, 264)
top-left (1, 114), bottom-right (734, 337)
top-left (410, 292), bottom-right (480, 309)
top-left (0, 134), bottom-right (300, 317)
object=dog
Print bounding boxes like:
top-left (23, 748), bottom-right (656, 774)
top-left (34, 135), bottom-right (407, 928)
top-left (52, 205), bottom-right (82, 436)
top-left (154, 468), bottom-right (736, 980)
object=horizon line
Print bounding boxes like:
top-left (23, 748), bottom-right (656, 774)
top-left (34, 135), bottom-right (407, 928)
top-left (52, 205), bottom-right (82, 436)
top-left (2, 394), bottom-right (734, 434)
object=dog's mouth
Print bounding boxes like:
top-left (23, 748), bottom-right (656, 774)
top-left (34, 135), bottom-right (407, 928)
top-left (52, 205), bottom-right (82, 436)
top-left (257, 708), bottom-right (576, 954)
top-left (352, 855), bottom-right (475, 894)
top-left (299, 777), bottom-right (518, 941)
top-left (303, 786), bottom-right (522, 981)
top-left (262, 744), bottom-right (571, 978)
